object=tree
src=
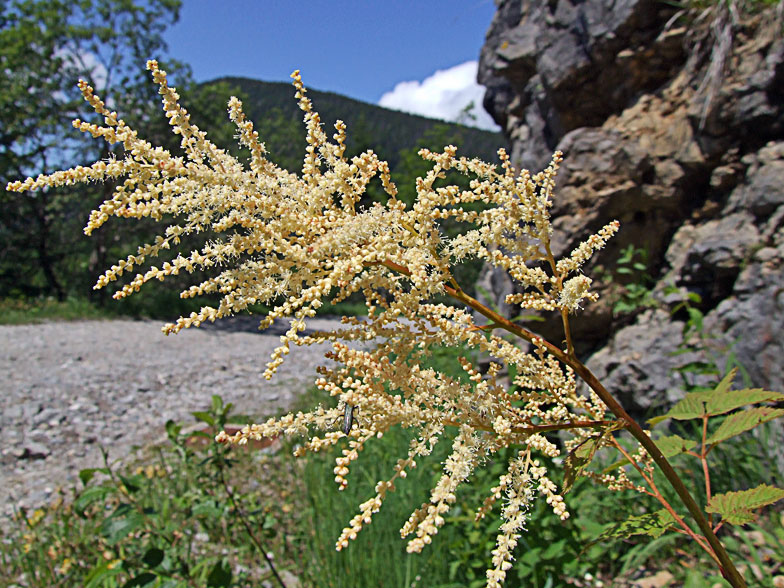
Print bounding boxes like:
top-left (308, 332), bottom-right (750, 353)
top-left (0, 0), bottom-right (183, 300)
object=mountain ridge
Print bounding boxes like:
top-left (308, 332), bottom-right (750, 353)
top-left (203, 75), bottom-right (507, 172)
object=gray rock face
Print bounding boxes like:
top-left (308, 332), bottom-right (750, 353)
top-left (584, 310), bottom-right (689, 413)
top-left (480, 0), bottom-right (683, 171)
top-left (477, 1), bottom-right (784, 413)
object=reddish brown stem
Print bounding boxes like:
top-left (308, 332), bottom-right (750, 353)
top-left (377, 258), bottom-right (746, 588)
top-left (610, 438), bottom-right (717, 563)
top-left (444, 284), bottom-right (746, 587)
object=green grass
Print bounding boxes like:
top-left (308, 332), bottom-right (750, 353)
top-left (0, 297), bottom-right (114, 325)
top-left (0, 294), bottom-right (369, 326)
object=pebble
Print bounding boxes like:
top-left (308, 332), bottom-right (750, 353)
top-left (0, 316), bottom-right (348, 518)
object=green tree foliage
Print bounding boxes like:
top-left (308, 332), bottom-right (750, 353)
top-left (1, 0), bottom-right (91, 299)
top-left (0, 0), bottom-right (242, 305)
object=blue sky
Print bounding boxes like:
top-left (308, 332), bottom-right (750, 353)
top-left (164, 0), bottom-right (500, 130)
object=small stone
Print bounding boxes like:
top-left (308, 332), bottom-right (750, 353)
top-left (20, 441), bottom-right (50, 460)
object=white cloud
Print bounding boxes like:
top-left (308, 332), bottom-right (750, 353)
top-left (378, 61), bottom-right (500, 132)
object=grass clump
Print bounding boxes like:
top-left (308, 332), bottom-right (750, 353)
top-left (0, 297), bottom-right (113, 325)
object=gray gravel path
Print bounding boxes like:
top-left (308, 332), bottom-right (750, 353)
top-left (0, 316), bottom-right (345, 517)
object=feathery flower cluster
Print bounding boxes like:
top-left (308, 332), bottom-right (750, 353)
top-left (7, 62), bottom-right (620, 587)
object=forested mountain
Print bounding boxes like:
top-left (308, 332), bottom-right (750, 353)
top-left (202, 76), bottom-right (507, 175)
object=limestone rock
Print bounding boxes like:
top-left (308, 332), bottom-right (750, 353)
top-left (477, 1), bottom-right (784, 412)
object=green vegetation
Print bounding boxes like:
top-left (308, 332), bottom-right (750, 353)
top-left (0, 297), bottom-right (113, 325)
top-left (208, 77), bottom-right (504, 176)
top-left (0, 396), bottom-right (298, 587)
top-left (0, 0), bottom-right (244, 318)
top-left (3, 345), bottom-right (782, 587)
top-left (594, 244), bottom-right (658, 317)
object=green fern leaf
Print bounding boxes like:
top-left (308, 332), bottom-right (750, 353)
top-left (706, 407), bottom-right (784, 444)
top-left (705, 484), bottom-right (784, 525)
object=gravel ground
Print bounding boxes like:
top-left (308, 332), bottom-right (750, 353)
top-left (0, 316), bottom-right (347, 518)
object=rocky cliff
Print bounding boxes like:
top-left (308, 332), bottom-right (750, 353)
top-left (477, 0), bottom-right (784, 414)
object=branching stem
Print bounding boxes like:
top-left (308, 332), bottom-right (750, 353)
top-left (379, 257), bottom-right (747, 588)
top-left (446, 283), bottom-right (746, 587)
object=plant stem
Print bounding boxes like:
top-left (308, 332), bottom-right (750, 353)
top-left (609, 438), bottom-right (717, 562)
top-left (441, 284), bottom-right (747, 588)
top-left (218, 465), bottom-right (287, 588)
top-left (378, 257), bottom-right (744, 585)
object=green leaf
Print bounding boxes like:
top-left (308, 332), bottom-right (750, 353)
top-left (706, 407), bottom-right (784, 445)
top-left (165, 419), bottom-right (181, 440)
top-left (263, 513), bottom-right (278, 529)
top-left (563, 437), bottom-right (600, 494)
top-left (653, 434), bottom-right (698, 457)
top-left (603, 434), bottom-right (696, 473)
top-left (541, 538), bottom-right (567, 560)
top-left (74, 486), bottom-right (113, 515)
top-left (78, 467), bottom-right (108, 486)
top-left (646, 367), bottom-right (781, 426)
top-left (101, 509), bottom-right (144, 545)
top-left (705, 484), bottom-right (784, 525)
top-left (704, 387), bottom-right (784, 417)
top-left (648, 391), bottom-right (712, 425)
top-left (594, 509), bottom-right (676, 542)
top-left (698, 368), bottom-right (784, 417)
top-left (207, 561), bottom-right (232, 587)
top-left (712, 368), bottom-right (737, 396)
top-left (84, 560), bottom-right (124, 588)
top-left (671, 360), bottom-right (718, 376)
top-left (122, 572), bottom-right (157, 587)
top-left (564, 421), bottom-right (625, 492)
top-left (142, 547), bottom-right (164, 568)
top-left (191, 411), bottom-right (216, 427)
top-left (211, 394), bottom-right (224, 414)
top-left (449, 559), bottom-right (462, 579)
top-left (119, 474), bottom-right (144, 494)
top-left (686, 306), bottom-right (704, 328)
top-left (79, 468), bottom-right (96, 486)
top-left (192, 499), bottom-right (223, 518)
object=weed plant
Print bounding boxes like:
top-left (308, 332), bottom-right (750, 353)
top-left (0, 397), bottom-right (299, 587)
